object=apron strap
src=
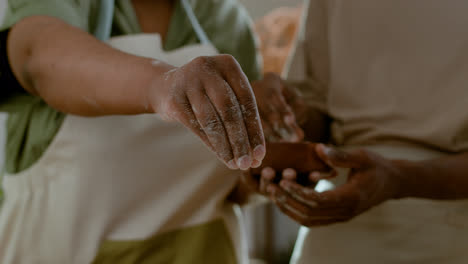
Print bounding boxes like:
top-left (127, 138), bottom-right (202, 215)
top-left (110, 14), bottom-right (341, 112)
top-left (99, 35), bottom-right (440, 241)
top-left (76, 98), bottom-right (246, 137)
top-left (180, 0), bottom-right (211, 45)
top-left (95, 0), bottom-right (115, 41)
top-left (94, 0), bottom-right (211, 45)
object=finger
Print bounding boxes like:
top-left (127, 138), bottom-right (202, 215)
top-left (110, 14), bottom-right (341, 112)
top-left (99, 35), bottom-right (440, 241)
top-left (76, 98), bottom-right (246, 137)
top-left (203, 74), bottom-right (253, 170)
top-left (261, 119), bottom-right (282, 142)
top-left (259, 96), bottom-right (297, 142)
top-left (283, 113), bottom-right (305, 142)
top-left (187, 89), bottom-right (236, 169)
top-left (279, 80), bottom-right (309, 125)
top-left (278, 180), bottom-right (320, 208)
top-left (308, 171), bottom-right (337, 183)
top-left (251, 159), bottom-right (262, 168)
top-left (172, 94), bottom-right (240, 169)
top-left (217, 55), bottom-right (266, 162)
top-left (279, 180), bottom-right (358, 209)
top-left (268, 184), bottom-right (352, 226)
top-left (282, 168), bottom-right (297, 181)
top-left (275, 96), bottom-right (304, 142)
top-left (315, 144), bottom-right (368, 169)
top-left (317, 184), bottom-right (359, 207)
top-left (260, 167), bottom-right (275, 194)
top-left (266, 184), bottom-right (311, 224)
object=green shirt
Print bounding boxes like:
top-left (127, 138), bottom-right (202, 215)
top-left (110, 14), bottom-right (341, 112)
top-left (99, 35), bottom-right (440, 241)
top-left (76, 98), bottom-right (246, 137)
top-left (0, 0), bottom-right (262, 174)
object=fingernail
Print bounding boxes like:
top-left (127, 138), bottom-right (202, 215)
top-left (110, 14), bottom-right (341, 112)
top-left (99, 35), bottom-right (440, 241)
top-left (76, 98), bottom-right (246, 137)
top-left (253, 145), bottom-right (266, 161)
top-left (320, 144), bottom-right (332, 156)
top-left (284, 115), bottom-right (295, 125)
top-left (227, 160), bottom-right (238, 170)
top-left (309, 171), bottom-right (321, 181)
top-left (251, 159), bottom-right (262, 168)
top-left (262, 167), bottom-right (275, 179)
top-left (282, 168), bottom-right (296, 180)
top-left (237, 155), bottom-right (253, 170)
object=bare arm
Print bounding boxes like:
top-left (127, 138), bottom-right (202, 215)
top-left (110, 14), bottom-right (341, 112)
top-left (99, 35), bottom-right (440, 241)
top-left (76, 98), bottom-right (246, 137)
top-left (7, 16), bottom-right (161, 116)
top-left (396, 153), bottom-right (468, 200)
top-left (262, 145), bottom-right (468, 227)
top-left (6, 16), bottom-right (266, 170)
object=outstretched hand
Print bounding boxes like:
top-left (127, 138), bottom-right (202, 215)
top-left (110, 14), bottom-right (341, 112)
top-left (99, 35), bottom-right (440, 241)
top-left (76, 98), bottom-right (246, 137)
top-left (263, 144), bottom-right (404, 226)
top-left (151, 55), bottom-right (266, 170)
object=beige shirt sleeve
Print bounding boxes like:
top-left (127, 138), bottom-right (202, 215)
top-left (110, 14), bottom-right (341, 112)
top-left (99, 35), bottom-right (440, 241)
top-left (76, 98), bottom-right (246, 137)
top-left (283, 1), bottom-right (330, 114)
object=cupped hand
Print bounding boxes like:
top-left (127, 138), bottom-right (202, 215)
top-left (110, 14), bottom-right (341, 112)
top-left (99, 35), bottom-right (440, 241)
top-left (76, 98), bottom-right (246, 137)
top-left (149, 55), bottom-right (266, 170)
top-left (251, 73), bottom-right (305, 142)
top-left (265, 144), bottom-right (404, 226)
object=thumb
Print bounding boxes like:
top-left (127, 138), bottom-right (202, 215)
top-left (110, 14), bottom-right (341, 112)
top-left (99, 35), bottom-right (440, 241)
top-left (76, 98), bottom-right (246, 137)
top-left (315, 144), bottom-right (369, 169)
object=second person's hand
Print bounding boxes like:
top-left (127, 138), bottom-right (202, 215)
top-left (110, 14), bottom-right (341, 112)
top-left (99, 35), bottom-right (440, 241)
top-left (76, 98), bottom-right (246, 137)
top-left (266, 144), bottom-right (404, 226)
top-left (251, 72), bottom-right (306, 142)
top-left (148, 55), bottom-right (266, 170)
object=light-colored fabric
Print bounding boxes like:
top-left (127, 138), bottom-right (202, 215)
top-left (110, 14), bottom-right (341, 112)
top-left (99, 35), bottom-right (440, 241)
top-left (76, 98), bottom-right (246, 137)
top-left (0, 0), bottom-right (262, 174)
top-left (0, 0), bottom-right (91, 31)
top-left (285, 1), bottom-right (468, 263)
top-left (0, 34), bottom-right (247, 264)
top-left (291, 144), bottom-right (468, 264)
top-left (92, 219), bottom-right (237, 264)
top-left (286, 0), bottom-right (468, 152)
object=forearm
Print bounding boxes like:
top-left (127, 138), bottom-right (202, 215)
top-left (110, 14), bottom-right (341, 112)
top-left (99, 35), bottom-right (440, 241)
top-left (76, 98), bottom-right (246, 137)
top-left (7, 16), bottom-right (173, 116)
top-left (394, 153), bottom-right (468, 200)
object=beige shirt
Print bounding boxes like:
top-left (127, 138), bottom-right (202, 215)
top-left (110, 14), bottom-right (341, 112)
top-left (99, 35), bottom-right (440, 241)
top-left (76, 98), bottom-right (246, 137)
top-left (285, 1), bottom-right (468, 263)
top-left (286, 0), bottom-right (468, 152)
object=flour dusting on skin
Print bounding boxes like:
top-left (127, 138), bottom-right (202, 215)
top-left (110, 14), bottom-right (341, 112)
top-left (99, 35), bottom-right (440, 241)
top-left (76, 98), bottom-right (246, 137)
top-left (203, 118), bottom-right (223, 148)
top-left (82, 96), bottom-right (101, 110)
top-left (239, 79), bottom-right (249, 91)
top-left (164, 68), bottom-right (178, 81)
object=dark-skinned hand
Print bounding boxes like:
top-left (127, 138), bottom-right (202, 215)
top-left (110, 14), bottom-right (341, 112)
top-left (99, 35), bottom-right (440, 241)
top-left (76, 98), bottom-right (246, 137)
top-left (251, 72), bottom-right (306, 142)
top-left (262, 144), bottom-right (404, 227)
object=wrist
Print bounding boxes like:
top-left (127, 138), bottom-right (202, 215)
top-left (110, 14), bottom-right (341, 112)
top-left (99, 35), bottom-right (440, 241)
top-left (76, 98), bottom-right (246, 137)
top-left (144, 62), bottom-right (177, 114)
top-left (390, 159), bottom-right (426, 199)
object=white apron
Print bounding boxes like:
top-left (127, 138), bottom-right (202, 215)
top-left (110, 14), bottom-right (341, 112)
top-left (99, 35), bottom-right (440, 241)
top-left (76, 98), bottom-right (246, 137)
top-left (0, 34), bottom-right (248, 264)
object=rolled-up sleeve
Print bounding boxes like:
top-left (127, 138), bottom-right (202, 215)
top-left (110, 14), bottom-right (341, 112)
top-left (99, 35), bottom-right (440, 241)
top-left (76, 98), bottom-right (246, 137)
top-left (1, 0), bottom-right (88, 31)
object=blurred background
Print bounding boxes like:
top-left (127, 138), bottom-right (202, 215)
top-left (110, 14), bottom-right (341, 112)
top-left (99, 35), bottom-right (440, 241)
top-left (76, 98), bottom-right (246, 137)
top-left (239, 1), bottom-right (304, 264)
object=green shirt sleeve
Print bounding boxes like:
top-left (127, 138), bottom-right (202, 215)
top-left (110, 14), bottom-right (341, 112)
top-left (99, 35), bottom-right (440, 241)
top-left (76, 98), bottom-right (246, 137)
top-left (165, 0), bottom-right (263, 82)
top-left (200, 0), bottom-right (262, 81)
top-left (1, 0), bottom-right (90, 31)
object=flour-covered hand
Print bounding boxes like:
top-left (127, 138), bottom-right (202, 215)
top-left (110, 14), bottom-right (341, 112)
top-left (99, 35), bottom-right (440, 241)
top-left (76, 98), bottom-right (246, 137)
top-left (149, 55), bottom-right (266, 170)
